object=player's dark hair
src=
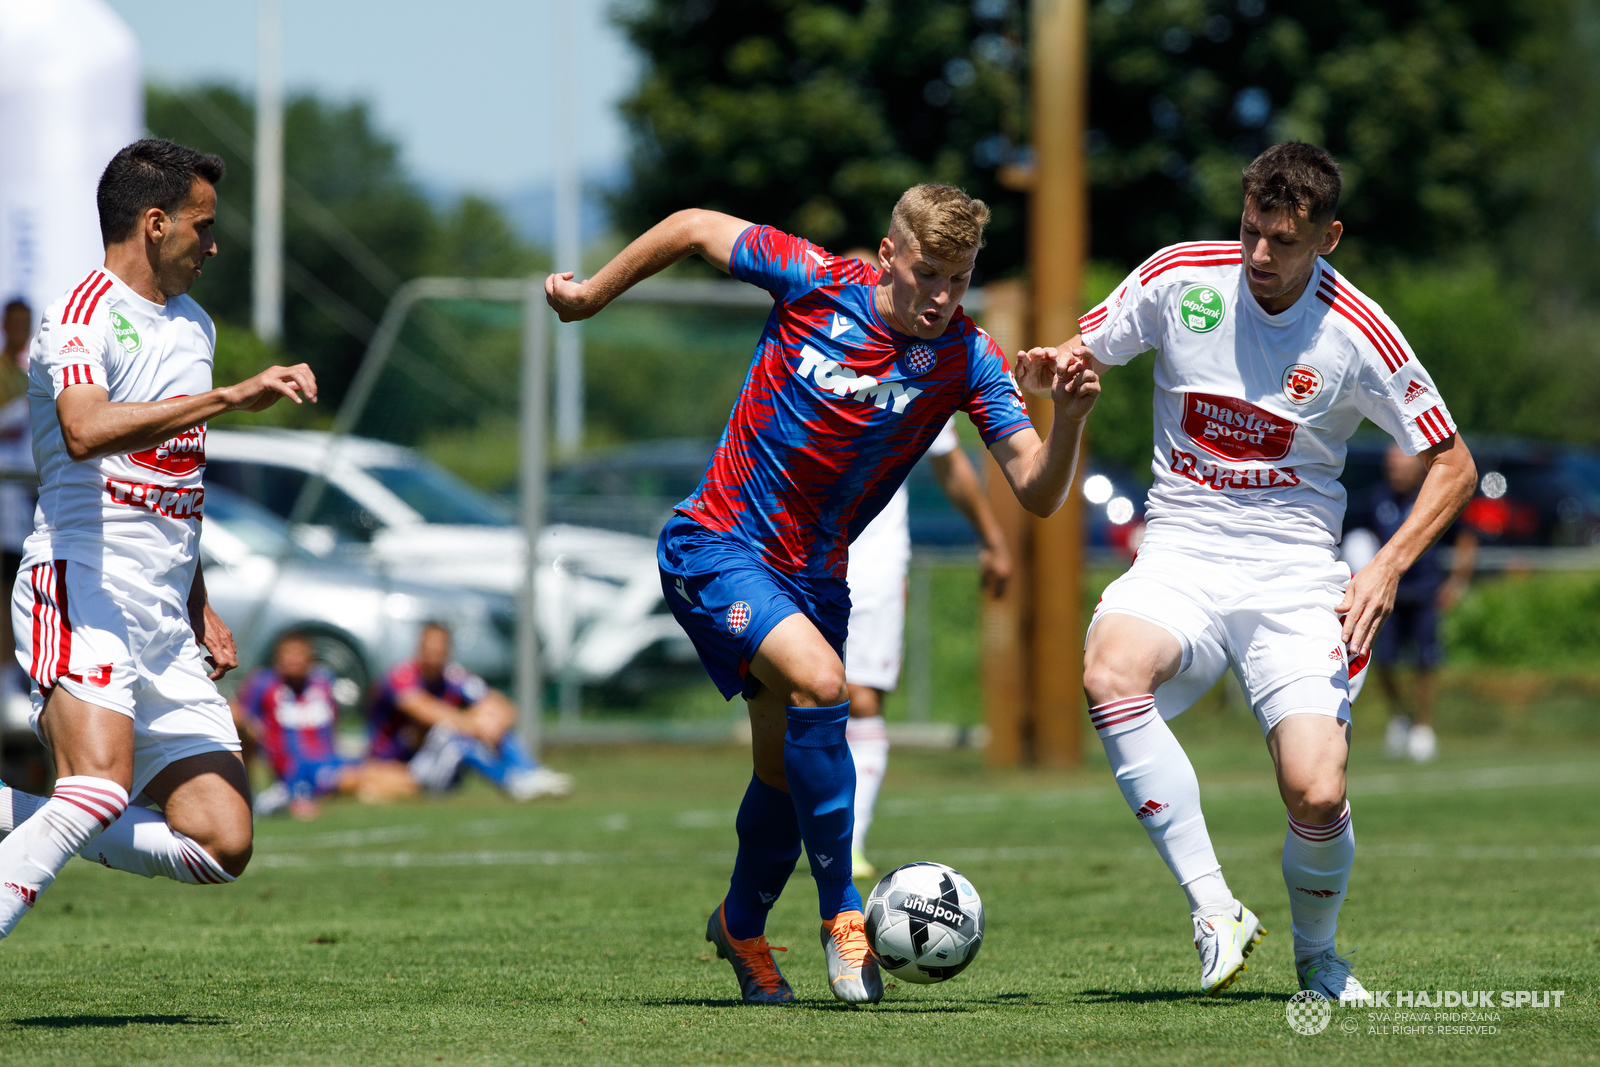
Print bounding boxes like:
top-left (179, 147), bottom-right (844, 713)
top-left (96, 138), bottom-right (225, 246)
top-left (1241, 142), bottom-right (1341, 225)
top-left (420, 620), bottom-right (453, 637)
top-left (4, 298), bottom-right (29, 317)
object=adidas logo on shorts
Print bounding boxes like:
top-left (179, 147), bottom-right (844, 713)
top-left (1135, 799), bottom-right (1169, 820)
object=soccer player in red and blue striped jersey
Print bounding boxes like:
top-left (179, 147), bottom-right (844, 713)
top-left (546, 184), bottom-right (1098, 1004)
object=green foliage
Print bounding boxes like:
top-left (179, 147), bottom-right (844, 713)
top-left (612, 0), bottom-right (1030, 277)
top-left (1446, 571), bottom-right (1600, 667)
top-left (1087, 0), bottom-right (1600, 288)
top-left (207, 320), bottom-right (330, 431)
top-left (144, 85), bottom-right (543, 428)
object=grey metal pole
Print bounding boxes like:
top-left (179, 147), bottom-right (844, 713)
top-left (518, 283), bottom-right (548, 756)
top-left (252, 0), bottom-right (283, 342)
top-left (553, 3), bottom-right (583, 456)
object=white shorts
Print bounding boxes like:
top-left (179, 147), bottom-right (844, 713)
top-left (12, 560), bottom-right (239, 797)
top-left (1088, 543), bottom-right (1369, 737)
top-left (843, 561), bottom-right (907, 692)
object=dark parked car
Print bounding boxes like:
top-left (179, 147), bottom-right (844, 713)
top-left (1342, 434), bottom-right (1600, 547)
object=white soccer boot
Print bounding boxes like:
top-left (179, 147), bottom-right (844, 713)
top-left (505, 766), bottom-right (573, 801)
top-left (1298, 947), bottom-right (1372, 1005)
top-left (1194, 900), bottom-right (1266, 996)
top-left (1384, 716), bottom-right (1412, 760)
top-left (1406, 723), bottom-right (1437, 763)
top-left (820, 910), bottom-right (883, 1004)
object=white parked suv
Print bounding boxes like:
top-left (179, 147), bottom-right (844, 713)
top-left (204, 428), bottom-right (696, 689)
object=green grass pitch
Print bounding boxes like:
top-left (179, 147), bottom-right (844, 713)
top-left (0, 719), bottom-right (1595, 1066)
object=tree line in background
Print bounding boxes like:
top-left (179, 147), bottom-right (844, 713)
top-left (141, 0), bottom-right (1600, 490)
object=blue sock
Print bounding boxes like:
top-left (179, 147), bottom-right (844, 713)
top-left (723, 774), bottom-right (802, 940)
top-left (460, 732), bottom-right (538, 787)
top-left (784, 702), bottom-right (864, 921)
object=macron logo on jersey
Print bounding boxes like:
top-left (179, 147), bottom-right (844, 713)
top-left (796, 345), bottom-right (922, 413)
top-left (830, 314), bottom-right (855, 339)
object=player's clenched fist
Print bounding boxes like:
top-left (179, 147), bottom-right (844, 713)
top-left (223, 363), bottom-right (318, 412)
top-left (1013, 344), bottom-right (1101, 420)
top-left (545, 271), bottom-right (599, 322)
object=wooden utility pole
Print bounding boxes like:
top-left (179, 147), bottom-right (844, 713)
top-left (984, 0), bottom-right (1088, 767)
top-left (1027, 0), bottom-right (1089, 767)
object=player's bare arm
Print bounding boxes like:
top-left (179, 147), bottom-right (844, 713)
top-left (54, 365), bottom-right (316, 463)
top-left (988, 348), bottom-right (1100, 516)
top-left (393, 688), bottom-right (503, 745)
top-left (545, 208), bottom-right (752, 322)
top-left (929, 447), bottom-right (1012, 596)
top-left (1337, 433), bottom-right (1476, 654)
top-left (186, 560), bottom-right (237, 681)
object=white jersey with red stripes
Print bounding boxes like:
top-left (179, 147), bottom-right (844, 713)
top-left (21, 267), bottom-right (215, 592)
top-left (1079, 242), bottom-right (1455, 551)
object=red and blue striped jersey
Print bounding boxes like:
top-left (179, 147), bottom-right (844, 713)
top-left (367, 660), bottom-right (490, 761)
top-left (237, 666), bottom-right (340, 777)
top-left (676, 225), bottom-right (1031, 579)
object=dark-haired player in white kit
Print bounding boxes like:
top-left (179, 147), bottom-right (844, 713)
top-left (1038, 143), bottom-right (1476, 1000)
top-left (0, 139), bottom-right (317, 939)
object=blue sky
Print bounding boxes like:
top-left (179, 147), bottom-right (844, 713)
top-left (103, 0), bottom-right (640, 199)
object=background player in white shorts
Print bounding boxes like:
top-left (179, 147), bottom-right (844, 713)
top-left (1038, 143), bottom-right (1477, 1000)
top-left (0, 139), bottom-right (317, 939)
top-left (843, 415), bottom-right (1010, 880)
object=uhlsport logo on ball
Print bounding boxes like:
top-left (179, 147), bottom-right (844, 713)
top-left (864, 862), bottom-right (984, 984)
top-left (1179, 283), bottom-right (1225, 333)
top-left (1286, 989), bottom-right (1333, 1034)
top-left (725, 601), bottom-right (751, 634)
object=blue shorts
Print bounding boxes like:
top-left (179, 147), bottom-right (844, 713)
top-left (281, 756), bottom-right (356, 799)
top-left (658, 513), bottom-right (850, 700)
top-left (1377, 600), bottom-right (1442, 669)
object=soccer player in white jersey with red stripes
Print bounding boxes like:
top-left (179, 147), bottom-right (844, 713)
top-left (843, 415), bottom-right (1010, 880)
top-left (1040, 143), bottom-right (1476, 1000)
top-left (0, 140), bottom-right (317, 935)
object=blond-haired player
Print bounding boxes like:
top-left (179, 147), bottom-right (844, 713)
top-left (547, 185), bottom-right (1096, 1004)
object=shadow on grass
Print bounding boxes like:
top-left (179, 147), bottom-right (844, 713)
top-left (641, 995), bottom-right (1044, 1013)
top-left (1075, 988), bottom-right (1279, 1005)
top-left (13, 1014), bottom-right (229, 1029)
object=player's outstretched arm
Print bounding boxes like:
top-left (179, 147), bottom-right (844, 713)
top-left (930, 447), bottom-right (1012, 596)
top-left (188, 560), bottom-right (238, 681)
top-left (56, 364), bottom-right (317, 462)
top-left (544, 208), bottom-right (752, 322)
top-left (987, 344), bottom-right (1101, 517)
top-left (1337, 433), bottom-right (1477, 655)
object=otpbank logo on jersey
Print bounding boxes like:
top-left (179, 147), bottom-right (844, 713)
top-left (109, 310), bottom-right (142, 353)
top-left (1179, 284), bottom-right (1225, 333)
top-left (1182, 393), bottom-right (1296, 461)
top-left (796, 345), bottom-right (923, 413)
top-left (128, 424), bottom-right (206, 476)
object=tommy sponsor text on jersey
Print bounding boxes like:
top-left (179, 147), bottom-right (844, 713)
top-left (1078, 241), bottom-right (1455, 550)
top-left (22, 267), bottom-right (217, 589)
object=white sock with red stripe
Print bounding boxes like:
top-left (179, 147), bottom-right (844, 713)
top-left (845, 715), bottom-right (889, 852)
top-left (0, 775), bottom-right (127, 937)
top-left (1090, 696), bottom-right (1231, 914)
top-left (1283, 801), bottom-right (1354, 961)
top-left (0, 785), bottom-right (46, 833)
top-left (79, 805), bottom-right (234, 884)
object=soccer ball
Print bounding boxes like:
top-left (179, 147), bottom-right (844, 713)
top-left (863, 862), bottom-right (984, 984)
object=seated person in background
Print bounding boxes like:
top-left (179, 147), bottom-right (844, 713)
top-left (368, 621), bottom-right (572, 800)
top-left (233, 632), bottom-right (416, 819)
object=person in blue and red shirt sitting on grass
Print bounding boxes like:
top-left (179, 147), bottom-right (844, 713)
top-left (367, 621), bottom-right (571, 801)
top-left (233, 632), bottom-right (416, 820)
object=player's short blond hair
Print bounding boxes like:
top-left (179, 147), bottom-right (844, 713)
top-left (889, 184), bottom-right (990, 260)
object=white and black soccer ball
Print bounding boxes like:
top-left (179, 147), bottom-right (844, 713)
top-left (863, 862), bottom-right (984, 984)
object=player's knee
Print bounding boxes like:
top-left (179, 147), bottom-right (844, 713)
top-left (201, 823), bottom-right (254, 878)
top-left (1082, 653), bottom-right (1149, 705)
top-left (1285, 783), bottom-right (1346, 824)
top-left (790, 664), bottom-right (848, 708)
